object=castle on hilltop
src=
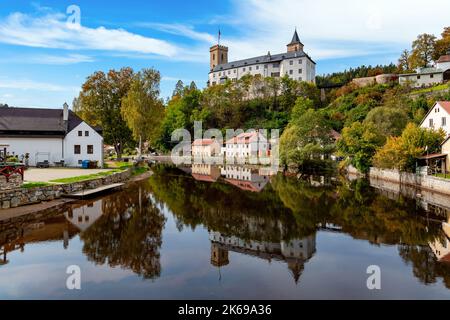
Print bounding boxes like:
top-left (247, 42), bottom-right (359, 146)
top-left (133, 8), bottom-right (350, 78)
top-left (208, 29), bottom-right (316, 86)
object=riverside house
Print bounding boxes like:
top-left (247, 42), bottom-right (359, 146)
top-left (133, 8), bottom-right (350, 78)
top-left (420, 101), bottom-right (450, 136)
top-left (0, 103), bottom-right (104, 167)
top-left (223, 131), bottom-right (270, 160)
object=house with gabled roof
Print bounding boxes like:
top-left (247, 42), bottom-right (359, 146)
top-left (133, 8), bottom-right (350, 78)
top-left (420, 101), bottom-right (450, 137)
top-left (0, 103), bottom-right (103, 167)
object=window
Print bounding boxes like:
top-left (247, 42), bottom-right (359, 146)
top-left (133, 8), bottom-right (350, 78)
top-left (74, 145), bottom-right (81, 154)
top-left (443, 117), bottom-right (447, 126)
top-left (429, 119), bottom-right (434, 127)
top-left (85, 131), bottom-right (89, 137)
top-left (289, 60), bottom-right (293, 66)
top-left (264, 64), bottom-right (268, 69)
top-left (272, 63), bottom-right (280, 68)
top-left (289, 70), bottom-right (293, 75)
top-left (87, 145), bottom-right (94, 154)
top-left (218, 72), bottom-right (221, 76)
top-left (299, 69), bottom-right (302, 74)
top-left (234, 69), bottom-right (237, 73)
top-left (417, 75), bottom-right (421, 79)
top-left (299, 77), bottom-right (303, 81)
top-left (78, 160), bottom-right (82, 165)
top-left (213, 53), bottom-right (215, 60)
top-left (243, 68), bottom-right (246, 72)
top-left (256, 66), bottom-right (259, 70)
top-left (249, 66), bottom-right (252, 71)
top-left (228, 70), bottom-right (231, 75)
top-left (299, 59), bottom-right (303, 64)
top-left (78, 131), bottom-right (82, 137)
top-left (430, 74), bottom-right (434, 79)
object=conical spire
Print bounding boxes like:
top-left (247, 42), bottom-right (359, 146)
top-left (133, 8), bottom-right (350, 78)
top-left (290, 29), bottom-right (301, 45)
top-left (287, 28), bottom-right (304, 52)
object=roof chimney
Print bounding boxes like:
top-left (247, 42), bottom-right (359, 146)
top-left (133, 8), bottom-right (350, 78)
top-left (63, 102), bottom-right (69, 121)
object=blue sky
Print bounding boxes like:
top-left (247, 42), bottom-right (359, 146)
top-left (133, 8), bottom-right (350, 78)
top-left (0, 0), bottom-right (449, 108)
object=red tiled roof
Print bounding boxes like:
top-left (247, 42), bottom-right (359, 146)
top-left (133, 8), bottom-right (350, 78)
top-left (437, 55), bottom-right (450, 63)
top-left (226, 132), bottom-right (267, 144)
top-left (192, 139), bottom-right (216, 146)
top-left (330, 129), bottom-right (341, 140)
top-left (440, 252), bottom-right (450, 263)
top-left (437, 101), bottom-right (450, 114)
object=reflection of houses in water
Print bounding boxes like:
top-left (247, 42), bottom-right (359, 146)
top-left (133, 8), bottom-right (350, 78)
top-left (221, 166), bottom-right (269, 192)
top-left (209, 231), bottom-right (316, 283)
top-left (430, 213), bottom-right (450, 263)
top-left (191, 164), bottom-right (221, 182)
top-left (0, 209), bottom-right (79, 265)
top-left (64, 199), bottom-right (104, 232)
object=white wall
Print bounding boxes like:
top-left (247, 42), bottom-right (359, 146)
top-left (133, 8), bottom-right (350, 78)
top-left (399, 73), bottom-right (443, 87)
top-left (420, 102), bottom-right (450, 136)
top-left (0, 137), bottom-right (63, 166)
top-left (209, 55), bottom-right (315, 84)
top-left (64, 122), bottom-right (103, 167)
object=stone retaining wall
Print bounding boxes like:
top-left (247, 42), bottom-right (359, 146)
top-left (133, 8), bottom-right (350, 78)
top-left (0, 174), bottom-right (22, 191)
top-left (0, 169), bottom-right (131, 209)
top-left (369, 167), bottom-right (450, 196)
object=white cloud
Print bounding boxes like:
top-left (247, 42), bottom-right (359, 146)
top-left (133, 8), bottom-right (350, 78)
top-left (140, 23), bottom-right (216, 43)
top-left (30, 53), bottom-right (94, 65)
top-left (207, 0), bottom-right (450, 61)
top-left (0, 78), bottom-right (78, 92)
top-left (0, 12), bottom-right (178, 56)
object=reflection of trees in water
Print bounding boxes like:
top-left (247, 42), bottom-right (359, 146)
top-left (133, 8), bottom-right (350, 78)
top-left (271, 176), bottom-right (441, 246)
top-left (148, 165), bottom-right (310, 242)
top-left (398, 245), bottom-right (450, 289)
top-left (148, 165), bottom-right (450, 287)
top-left (80, 182), bottom-right (166, 279)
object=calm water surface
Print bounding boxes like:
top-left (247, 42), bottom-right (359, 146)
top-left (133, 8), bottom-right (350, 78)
top-left (1, 164), bottom-right (450, 299)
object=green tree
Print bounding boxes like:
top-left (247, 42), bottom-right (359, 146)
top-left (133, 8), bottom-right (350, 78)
top-left (433, 27), bottom-right (450, 60)
top-left (121, 68), bottom-right (165, 151)
top-left (373, 123), bottom-right (445, 171)
top-left (172, 80), bottom-right (185, 97)
top-left (364, 106), bottom-right (409, 137)
top-left (398, 49), bottom-right (412, 72)
top-left (77, 68), bottom-right (135, 159)
top-left (410, 33), bottom-right (437, 68)
top-left (338, 121), bottom-right (384, 173)
top-left (280, 99), bottom-right (335, 169)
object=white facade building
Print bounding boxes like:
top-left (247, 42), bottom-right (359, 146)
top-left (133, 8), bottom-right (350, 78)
top-left (223, 131), bottom-right (269, 159)
top-left (208, 30), bottom-right (316, 86)
top-left (419, 101), bottom-right (450, 137)
top-left (0, 104), bottom-right (104, 167)
top-left (399, 49), bottom-right (450, 87)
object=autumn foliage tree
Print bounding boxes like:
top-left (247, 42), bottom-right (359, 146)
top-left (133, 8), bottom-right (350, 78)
top-left (121, 68), bottom-right (165, 152)
top-left (75, 68), bottom-right (135, 159)
top-left (373, 123), bottom-right (445, 172)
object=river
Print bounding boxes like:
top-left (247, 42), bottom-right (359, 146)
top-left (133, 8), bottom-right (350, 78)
top-left (0, 163), bottom-right (449, 299)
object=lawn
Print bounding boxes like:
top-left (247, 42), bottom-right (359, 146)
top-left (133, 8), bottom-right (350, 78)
top-left (411, 83), bottom-right (450, 95)
top-left (22, 182), bottom-right (52, 188)
top-left (49, 169), bottom-right (122, 184)
top-left (434, 173), bottom-right (450, 180)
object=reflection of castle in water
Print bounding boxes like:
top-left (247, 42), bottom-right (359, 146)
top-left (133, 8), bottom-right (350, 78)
top-left (209, 230), bottom-right (316, 283)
